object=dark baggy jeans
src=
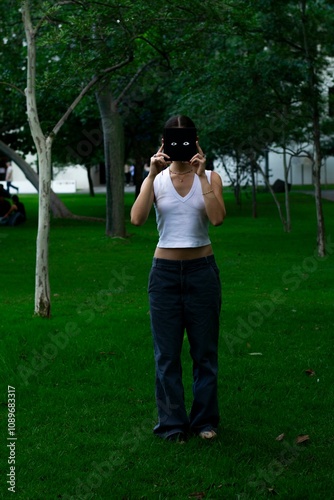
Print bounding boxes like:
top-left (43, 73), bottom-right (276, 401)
top-left (148, 255), bottom-right (221, 439)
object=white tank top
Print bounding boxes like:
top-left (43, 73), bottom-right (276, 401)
top-left (153, 168), bottom-right (212, 248)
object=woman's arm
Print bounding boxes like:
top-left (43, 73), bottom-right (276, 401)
top-left (130, 175), bottom-right (155, 226)
top-left (198, 171), bottom-right (226, 226)
top-left (190, 142), bottom-right (226, 226)
top-left (130, 145), bottom-right (170, 226)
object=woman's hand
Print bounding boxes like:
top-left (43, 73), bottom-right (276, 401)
top-left (190, 142), bottom-right (206, 176)
top-left (131, 144), bottom-right (169, 226)
top-left (149, 144), bottom-right (170, 177)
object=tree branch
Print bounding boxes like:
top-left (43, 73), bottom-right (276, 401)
top-left (34, 1), bottom-right (85, 34)
top-left (115, 58), bottom-right (160, 105)
top-left (134, 36), bottom-right (171, 66)
top-left (0, 82), bottom-right (25, 97)
top-left (50, 55), bottom-right (132, 138)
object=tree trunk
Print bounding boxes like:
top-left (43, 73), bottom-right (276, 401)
top-left (21, 1), bottom-right (131, 317)
top-left (234, 183), bottom-right (241, 206)
top-left (300, 0), bottom-right (326, 256)
top-left (283, 147), bottom-right (291, 232)
top-left (134, 158), bottom-right (144, 199)
top-left (22, 0), bottom-right (52, 317)
top-left (0, 139), bottom-right (73, 218)
top-left (96, 83), bottom-right (126, 237)
top-left (50, 190), bottom-right (74, 218)
top-left (309, 50), bottom-right (325, 256)
top-left (86, 165), bottom-right (95, 197)
top-left (250, 161), bottom-right (257, 218)
top-left (35, 139), bottom-right (52, 318)
top-left (313, 114), bottom-right (326, 257)
top-left (235, 151), bottom-right (242, 206)
top-left (257, 161), bottom-right (287, 231)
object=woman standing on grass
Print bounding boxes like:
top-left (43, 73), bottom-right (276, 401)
top-left (131, 115), bottom-right (226, 442)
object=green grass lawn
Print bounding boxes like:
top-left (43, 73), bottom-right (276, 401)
top-left (0, 189), bottom-right (333, 499)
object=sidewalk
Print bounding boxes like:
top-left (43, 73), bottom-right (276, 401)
top-left (81, 185), bottom-right (136, 194)
top-left (300, 190), bottom-right (334, 201)
top-left (1, 182), bottom-right (136, 195)
top-left (319, 190), bottom-right (334, 201)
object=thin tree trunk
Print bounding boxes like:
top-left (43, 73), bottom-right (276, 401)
top-left (256, 162), bottom-right (288, 231)
top-left (21, 0), bottom-right (132, 317)
top-left (235, 151), bottom-right (242, 206)
top-left (313, 117), bottom-right (325, 256)
top-left (96, 83), bottom-right (125, 237)
top-left (309, 55), bottom-right (325, 256)
top-left (134, 158), bottom-right (143, 199)
top-left (35, 140), bottom-right (52, 317)
top-left (250, 160), bottom-right (257, 218)
top-left (300, 0), bottom-right (326, 256)
top-left (234, 183), bottom-right (241, 206)
top-left (86, 165), bottom-right (95, 197)
top-left (283, 147), bottom-right (291, 232)
top-left (22, 0), bottom-right (52, 317)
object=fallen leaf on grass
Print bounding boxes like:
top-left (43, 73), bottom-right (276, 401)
top-left (296, 434), bottom-right (310, 444)
top-left (275, 433), bottom-right (285, 441)
top-left (305, 369), bottom-right (315, 376)
top-left (267, 487), bottom-right (278, 495)
top-left (189, 493), bottom-right (205, 499)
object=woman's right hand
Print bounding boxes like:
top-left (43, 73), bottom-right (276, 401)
top-left (131, 144), bottom-right (169, 226)
top-left (149, 144), bottom-right (170, 177)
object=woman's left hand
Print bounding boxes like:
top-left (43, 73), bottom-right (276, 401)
top-left (190, 142), bottom-right (206, 176)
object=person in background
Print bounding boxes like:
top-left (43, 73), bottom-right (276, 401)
top-left (131, 115), bottom-right (226, 442)
top-left (124, 163), bottom-right (131, 186)
top-left (0, 194), bottom-right (11, 218)
top-left (5, 162), bottom-right (19, 194)
top-left (0, 194), bottom-right (26, 226)
top-left (142, 161), bottom-right (150, 180)
top-left (130, 164), bottom-right (135, 185)
top-left (0, 183), bottom-right (11, 199)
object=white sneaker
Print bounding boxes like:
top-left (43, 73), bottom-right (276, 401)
top-left (199, 430), bottom-right (217, 440)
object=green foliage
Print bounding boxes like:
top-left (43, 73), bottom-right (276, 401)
top-left (0, 191), bottom-right (334, 498)
top-left (0, 0), bottom-right (334, 169)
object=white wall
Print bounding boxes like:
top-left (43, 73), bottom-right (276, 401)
top-left (3, 149), bottom-right (334, 194)
top-left (3, 159), bottom-right (92, 194)
top-left (215, 150), bottom-right (334, 187)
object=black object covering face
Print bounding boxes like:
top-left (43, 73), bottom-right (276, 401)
top-left (163, 128), bottom-right (197, 161)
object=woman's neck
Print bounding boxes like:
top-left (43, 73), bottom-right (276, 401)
top-left (170, 161), bottom-right (192, 172)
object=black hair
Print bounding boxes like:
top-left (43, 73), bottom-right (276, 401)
top-left (164, 115), bottom-right (196, 129)
top-left (12, 195), bottom-right (19, 203)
